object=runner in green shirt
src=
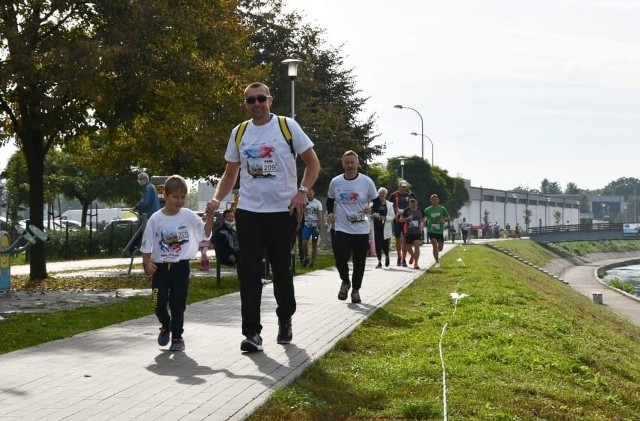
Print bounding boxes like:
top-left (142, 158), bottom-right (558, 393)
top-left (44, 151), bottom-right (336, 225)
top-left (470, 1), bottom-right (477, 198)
top-left (424, 193), bottom-right (450, 268)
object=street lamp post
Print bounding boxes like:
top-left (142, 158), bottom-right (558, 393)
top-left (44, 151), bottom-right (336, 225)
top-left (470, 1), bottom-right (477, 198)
top-left (282, 58), bottom-right (303, 118)
top-left (394, 105), bottom-right (425, 161)
top-left (513, 194), bottom-right (518, 226)
top-left (545, 197), bottom-right (550, 227)
top-left (631, 184), bottom-right (638, 224)
top-left (282, 58), bottom-right (303, 274)
top-left (409, 132), bottom-right (434, 165)
top-left (400, 158), bottom-right (405, 179)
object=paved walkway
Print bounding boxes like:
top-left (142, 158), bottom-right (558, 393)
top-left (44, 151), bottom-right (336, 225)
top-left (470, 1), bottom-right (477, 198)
top-left (2, 244), bottom-right (639, 420)
top-left (0, 246), bottom-right (453, 421)
top-left (561, 257), bottom-right (640, 326)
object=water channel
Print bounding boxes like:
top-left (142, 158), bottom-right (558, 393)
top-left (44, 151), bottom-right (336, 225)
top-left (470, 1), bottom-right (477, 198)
top-left (603, 264), bottom-right (640, 297)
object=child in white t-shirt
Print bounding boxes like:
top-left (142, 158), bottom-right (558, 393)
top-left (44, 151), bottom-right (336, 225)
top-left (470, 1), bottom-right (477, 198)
top-left (141, 175), bottom-right (214, 351)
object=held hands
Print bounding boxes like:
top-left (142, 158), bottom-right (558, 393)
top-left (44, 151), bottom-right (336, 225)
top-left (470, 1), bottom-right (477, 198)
top-left (143, 260), bottom-right (157, 276)
top-left (206, 198), bottom-right (220, 215)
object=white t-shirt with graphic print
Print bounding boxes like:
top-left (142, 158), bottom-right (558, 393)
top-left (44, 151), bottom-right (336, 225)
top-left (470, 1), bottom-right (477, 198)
top-left (224, 114), bottom-right (314, 213)
top-left (328, 173), bottom-right (378, 235)
top-left (140, 208), bottom-right (208, 263)
top-left (304, 198), bottom-right (323, 227)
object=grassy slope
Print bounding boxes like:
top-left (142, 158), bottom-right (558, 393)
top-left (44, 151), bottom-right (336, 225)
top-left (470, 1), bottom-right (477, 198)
top-left (251, 243), bottom-right (640, 420)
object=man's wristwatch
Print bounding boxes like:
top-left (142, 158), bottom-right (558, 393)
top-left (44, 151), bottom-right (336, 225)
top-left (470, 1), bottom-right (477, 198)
top-left (298, 185), bottom-right (308, 193)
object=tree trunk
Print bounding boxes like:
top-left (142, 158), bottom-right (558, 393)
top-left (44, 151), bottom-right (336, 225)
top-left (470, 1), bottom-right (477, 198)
top-left (24, 134), bottom-right (48, 280)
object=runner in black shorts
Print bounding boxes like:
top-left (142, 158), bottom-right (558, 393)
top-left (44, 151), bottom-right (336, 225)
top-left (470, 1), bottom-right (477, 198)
top-left (389, 180), bottom-right (411, 266)
top-left (424, 194), bottom-right (450, 268)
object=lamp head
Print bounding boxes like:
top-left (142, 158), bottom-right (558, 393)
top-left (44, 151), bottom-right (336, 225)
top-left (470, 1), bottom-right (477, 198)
top-left (410, 132), bottom-right (418, 136)
top-left (394, 104), bottom-right (403, 109)
top-left (282, 58), bottom-right (303, 78)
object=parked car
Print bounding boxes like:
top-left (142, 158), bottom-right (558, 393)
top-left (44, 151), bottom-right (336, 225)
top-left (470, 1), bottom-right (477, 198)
top-left (50, 220), bottom-right (85, 231)
top-left (102, 218), bottom-right (140, 232)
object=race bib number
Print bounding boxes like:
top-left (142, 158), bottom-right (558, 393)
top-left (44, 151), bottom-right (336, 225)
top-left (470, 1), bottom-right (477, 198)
top-left (431, 223), bottom-right (440, 230)
top-left (305, 221), bottom-right (318, 228)
top-left (346, 211), bottom-right (365, 223)
top-left (248, 157), bottom-right (276, 178)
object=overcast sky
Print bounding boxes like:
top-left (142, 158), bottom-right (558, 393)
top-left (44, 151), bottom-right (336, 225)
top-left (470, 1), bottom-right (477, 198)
top-left (284, 0), bottom-right (640, 191)
top-left (2, 1), bottom-right (639, 192)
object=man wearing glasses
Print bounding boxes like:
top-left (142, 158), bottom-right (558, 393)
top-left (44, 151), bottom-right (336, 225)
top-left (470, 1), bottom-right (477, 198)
top-left (207, 82), bottom-right (320, 353)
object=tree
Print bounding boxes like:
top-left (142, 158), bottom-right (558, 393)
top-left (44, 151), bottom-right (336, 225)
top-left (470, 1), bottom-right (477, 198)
top-left (565, 182), bottom-right (580, 194)
top-left (1, 1), bottom-right (256, 279)
top-left (240, 0), bottom-right (382, 194)
top-left (523, 208), bottom-right (532, 229)
top-left (540, 179), bottom-right (562, 194)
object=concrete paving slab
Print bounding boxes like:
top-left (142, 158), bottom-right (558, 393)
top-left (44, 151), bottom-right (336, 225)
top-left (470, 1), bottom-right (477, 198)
top-left (0, 246), bottom-right (452, 420)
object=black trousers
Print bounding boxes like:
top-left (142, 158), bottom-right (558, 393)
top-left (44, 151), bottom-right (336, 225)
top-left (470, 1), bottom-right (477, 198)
top-left (151, 260), bottom-right (190, 339)
top-left (373, 221), bottom-right (390, 261)
top-left (332, 231), bottom-right (369, 290)
top-left (235, 209), bottom-right (298, 337)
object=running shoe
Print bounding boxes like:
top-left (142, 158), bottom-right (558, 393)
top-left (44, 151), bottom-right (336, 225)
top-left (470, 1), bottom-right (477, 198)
top-left (351, 289), bottom-right (361, 304)
top-left (240, 334), bottom-right (263, 353)
top-left (157, 327), bottom-right (170, 346)
top-left (277, 318), bottom-right (293, 344)
top-left (338, 282), bottom-right (350, 300)
top-left (169, 338), bottom-right (185, 351)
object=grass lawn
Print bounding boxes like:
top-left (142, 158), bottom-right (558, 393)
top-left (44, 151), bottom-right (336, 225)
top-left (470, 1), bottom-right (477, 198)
top-left (249, 242), bottom-right (640, 420)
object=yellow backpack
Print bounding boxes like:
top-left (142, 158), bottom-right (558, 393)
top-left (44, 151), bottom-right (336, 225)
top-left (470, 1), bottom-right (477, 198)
top-left (234, 115), bottom-right (294, 155)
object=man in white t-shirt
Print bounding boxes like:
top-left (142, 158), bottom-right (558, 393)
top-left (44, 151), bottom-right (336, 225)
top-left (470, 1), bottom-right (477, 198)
top-left (326, 150), bottom-right (378, 305)
top-left (206, 82), bottom-right (321, 353)
top-left (301, 189), bottom-right (323, 268)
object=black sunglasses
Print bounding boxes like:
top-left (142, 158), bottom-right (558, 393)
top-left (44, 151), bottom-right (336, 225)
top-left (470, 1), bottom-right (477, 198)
top-left (245, 95), bottom-right (271, 104)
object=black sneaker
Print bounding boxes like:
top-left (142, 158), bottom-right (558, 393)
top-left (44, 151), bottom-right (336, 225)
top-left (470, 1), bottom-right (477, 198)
top-left (351, 289), bottom-right (361, 304)
top-left (385, 255), bottom-right (390, 267)
top-left (277, 318), bottom-right (292, 344)
top-left (240, 334), bottom-right (263, 353)
top-left (338, 282), bottom-right (350, 300)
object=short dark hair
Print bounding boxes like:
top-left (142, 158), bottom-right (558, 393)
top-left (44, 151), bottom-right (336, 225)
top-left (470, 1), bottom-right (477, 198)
top-left (222, 209), bottom-right (234, 218)
top-left (244, 82), bottom-right (270, 96)
top-left (164, 175), bottom-right (188, 195)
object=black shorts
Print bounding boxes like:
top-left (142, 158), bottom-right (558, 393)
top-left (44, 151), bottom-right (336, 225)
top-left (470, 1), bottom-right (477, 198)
top-left (404, 233), bottom-right (423, 243)
top-left (393, 221), bottom-right (404, 238)
top-left (428, 233), bottom-right (444, 243)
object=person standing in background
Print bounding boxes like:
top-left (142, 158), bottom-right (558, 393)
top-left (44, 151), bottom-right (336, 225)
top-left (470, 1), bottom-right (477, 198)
top-left (124, 172), bottom-right (161, 257)
top-left (301, 189), bottom-right (323, 268)
top-left (326, 150), bottom-right (378, 304)
top-left (371, 187), bottom-right (394, 268)
top-left (135, 172), bottom-right (161, 217)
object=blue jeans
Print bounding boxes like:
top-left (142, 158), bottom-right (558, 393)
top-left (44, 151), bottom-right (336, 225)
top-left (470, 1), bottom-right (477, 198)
top-left (235, 209), bottom-right (298, 337)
